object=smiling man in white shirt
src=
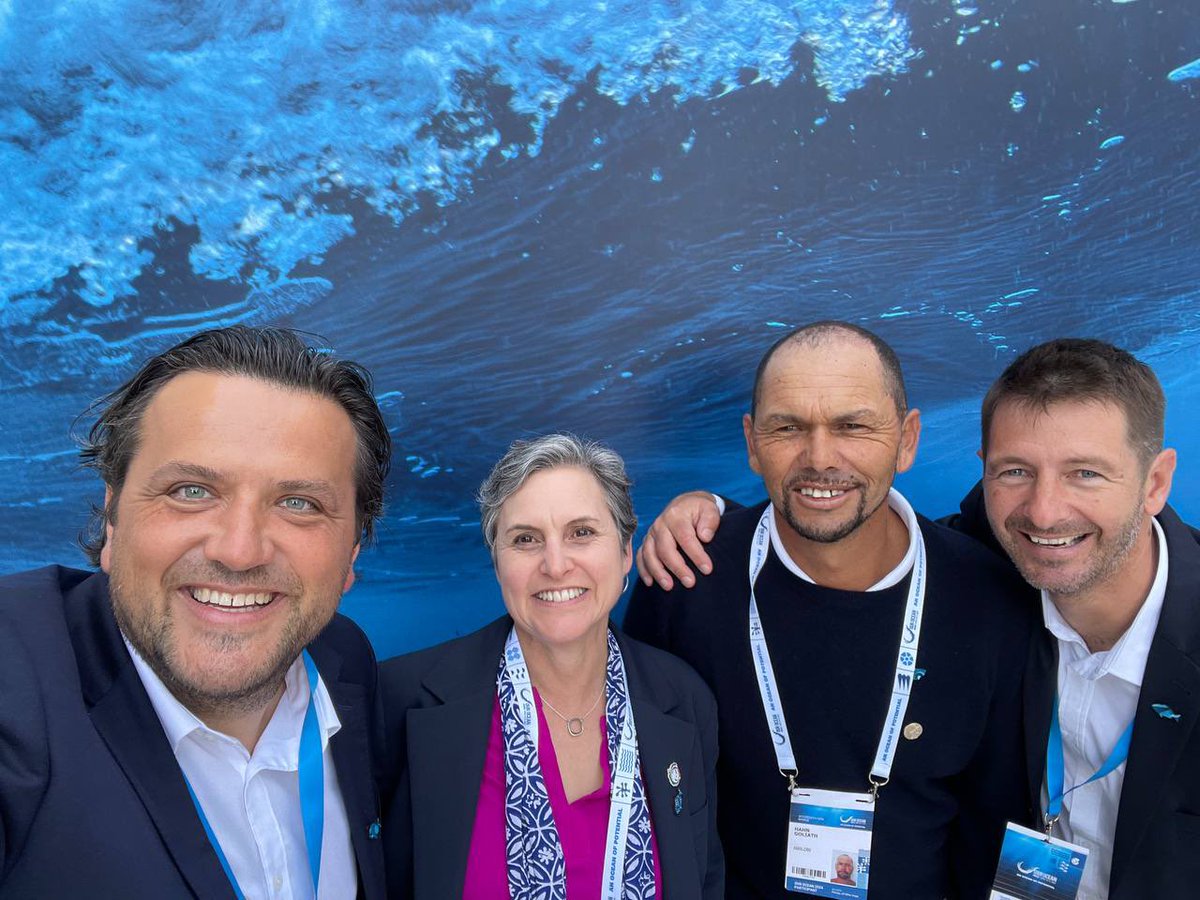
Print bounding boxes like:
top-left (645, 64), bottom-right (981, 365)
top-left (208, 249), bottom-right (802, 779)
top-left (973, 337), bottom-right (1196, 900)
top-left (0, 326), bottom-right (391, 899)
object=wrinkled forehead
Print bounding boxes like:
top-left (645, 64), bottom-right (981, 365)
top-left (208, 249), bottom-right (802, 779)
top-left (759, 338), bottom-right (895, 410)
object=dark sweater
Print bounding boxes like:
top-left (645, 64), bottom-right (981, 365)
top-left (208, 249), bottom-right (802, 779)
top-left (625, 500), bottom-right (1037, 899)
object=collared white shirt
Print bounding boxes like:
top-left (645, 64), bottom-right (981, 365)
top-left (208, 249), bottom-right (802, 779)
top-left (768, 487), bottom-right (919, 590)
top-left (127, 642), bottom-right (357, 900)
top-left (1042, 516), bottom-right (1168, 900)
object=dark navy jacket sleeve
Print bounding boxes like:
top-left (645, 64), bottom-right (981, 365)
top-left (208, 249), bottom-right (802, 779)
top-left (0, 617), bottom-right (48, 882)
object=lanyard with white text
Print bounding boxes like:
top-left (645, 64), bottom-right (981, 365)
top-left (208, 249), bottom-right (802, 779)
top-left (1044, 694), bottom-right (1134, 834)
top-left (185, 649), bottom-right (325, 898)
top-left (748, 504), bottom-right (927, 796)
top-left (503, 627), bottom-right (639, 900)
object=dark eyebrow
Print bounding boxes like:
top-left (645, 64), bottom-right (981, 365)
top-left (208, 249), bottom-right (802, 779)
top-left (278, 479), bottom-right (337, 495)
top-left (985, 455), bottom-right (1029, 469)
top-left (831, 408), bottom-right (880, 424)
top-left (1062, 457), bottom-right (1116, 469)
top-left (148, 461), bottom-right (224, 483)
top-left (277, 479), bottom-right (342, 506)
top-left (759, 413), bottom-right (807, 426)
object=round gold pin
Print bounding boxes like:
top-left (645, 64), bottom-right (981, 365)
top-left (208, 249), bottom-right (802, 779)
top-left (903, 722), bottom-right (923, 740)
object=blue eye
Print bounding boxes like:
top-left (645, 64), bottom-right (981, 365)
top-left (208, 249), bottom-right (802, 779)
top-left (173, 484), bottom-right (211, 500)
top-left (281, 497), bottom-right (317, 512)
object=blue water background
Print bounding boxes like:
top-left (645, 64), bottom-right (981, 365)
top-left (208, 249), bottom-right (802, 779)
top-left (2, 0), bottom-right (1198, 657)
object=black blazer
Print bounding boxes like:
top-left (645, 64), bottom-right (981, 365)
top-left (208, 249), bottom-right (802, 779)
top-left (951, 485), bottom-right (1200, 899)
top-left (379, 616), bottom-right (723, 899)
top-left (0, 566), bottom-right (386, 899)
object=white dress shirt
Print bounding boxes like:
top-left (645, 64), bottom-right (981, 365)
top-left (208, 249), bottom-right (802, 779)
top-left (1042, 516), bottom-right (1168, 900)
top-left (127, 643), bottom-right (357, 900)
top-left (768, 487), bottom-right (919, 590)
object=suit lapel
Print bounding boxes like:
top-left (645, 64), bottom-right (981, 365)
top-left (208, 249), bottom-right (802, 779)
top-left (620, 632), bottom-right (702, 900)
top-left (1023, 627), bottom-right (1057, 824)
top-left (630, 702), bottom-right (701, 899)
top-left (407, 620), bottom-right (505, 897)
top-left (1110, 507), bottom-right (1200, 895)
top-left (314, 642), bottom-right (386, 900)
top-left (1110, 641), bottom-right (1200, 894)
top-left (70, 581), bottom-right (234, 900)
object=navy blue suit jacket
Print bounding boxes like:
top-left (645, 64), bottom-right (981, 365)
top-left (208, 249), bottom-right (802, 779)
top-left (378, 616), bottom-right (723, 899)
top-left (0, 566), bottom-right (386, 899)
top-left (949, 485), bottom-right (1200, 900)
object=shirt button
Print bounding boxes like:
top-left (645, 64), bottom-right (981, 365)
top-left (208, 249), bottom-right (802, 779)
top-left (273, 876), bottom-right (283, 891)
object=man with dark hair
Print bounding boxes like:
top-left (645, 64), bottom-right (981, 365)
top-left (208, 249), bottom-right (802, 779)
top-left (0, 326), bottom-right (391, 898)
top-left (637, 335), bottom-right (1200, 899)
top-left (952, 337), bottom-right (1195, 900)
top-left (625, 321), bottom-right (1034, 899)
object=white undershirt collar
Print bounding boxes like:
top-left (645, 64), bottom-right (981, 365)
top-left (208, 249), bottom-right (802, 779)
top-left (124, 639), bottom-right (342, 757)
top-left (768, 487), bottom-right (919, 591)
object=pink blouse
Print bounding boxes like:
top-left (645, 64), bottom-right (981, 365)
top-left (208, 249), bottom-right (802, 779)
top-left (462, 691), bottom-right (663, 898)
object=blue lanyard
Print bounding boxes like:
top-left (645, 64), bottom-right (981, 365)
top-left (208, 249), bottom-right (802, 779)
top-left (185, 650), bottom-right (325, 897)
top-left (1044, 694), bottom-right (1134, 832)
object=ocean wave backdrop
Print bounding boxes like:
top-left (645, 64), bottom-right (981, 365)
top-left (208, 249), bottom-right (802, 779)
top-left (2, 0), bottom-right (1198, 656)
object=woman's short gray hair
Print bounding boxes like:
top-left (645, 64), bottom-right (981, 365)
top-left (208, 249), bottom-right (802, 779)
top-left (478, 433), bottom-right (637, 554)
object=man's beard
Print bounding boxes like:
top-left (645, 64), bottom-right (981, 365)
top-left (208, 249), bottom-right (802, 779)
top-left (1001, 503), bottom-right (1145, 600)
top-left (778, 474), bottom-right (884, 544)
top-left (108, 560), bottom-right (328, 720)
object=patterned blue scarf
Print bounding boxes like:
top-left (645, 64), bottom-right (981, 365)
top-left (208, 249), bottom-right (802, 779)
top-left (497, 627), bottom-right (657, 900)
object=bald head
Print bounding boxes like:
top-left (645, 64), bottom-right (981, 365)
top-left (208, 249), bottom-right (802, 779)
top-left (750, 321), bottom-right (907, 420)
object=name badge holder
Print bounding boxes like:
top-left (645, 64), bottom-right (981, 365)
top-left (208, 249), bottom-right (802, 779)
top-left (988, 696), bottom-right (1132, 900)
top-left (747, 505), bottom-right (927, 897)
top-left (989, 822), bottom-right (1089, 900)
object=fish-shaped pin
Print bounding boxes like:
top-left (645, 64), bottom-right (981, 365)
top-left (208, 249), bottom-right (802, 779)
top-left (1152, 703), bottom-right (1181, 721)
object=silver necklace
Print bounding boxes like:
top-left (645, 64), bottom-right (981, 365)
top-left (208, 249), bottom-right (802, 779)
top-left (540, 689), bottom-right (604, 737)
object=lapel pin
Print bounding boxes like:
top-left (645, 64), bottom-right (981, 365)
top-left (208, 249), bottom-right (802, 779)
top-left (673, 788), bottom-right (684, 816)
top-left (914, 668), bottom-right (927, 681)
top-left (368, 820), bottom-right (381, 839)
top-left (903, 722), bottom-right (923, 741)
top-left (667, 762), bottom-right (681, 787)
top-left (1152, 703), bottom-right (1181, 721)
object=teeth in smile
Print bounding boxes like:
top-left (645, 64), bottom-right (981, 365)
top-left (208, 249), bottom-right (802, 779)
top-left (799, 487), bottom-right (845, 499)
top-left (535, 588), bottom-right (586, 603)
top-left (190, 588), bottom-right (274, 610)
top-left (1027, 534), bottom-right (1084, 547)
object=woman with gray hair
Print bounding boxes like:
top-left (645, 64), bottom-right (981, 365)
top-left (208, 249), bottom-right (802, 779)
top-left (379, 433), bottom-right (722, 899)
